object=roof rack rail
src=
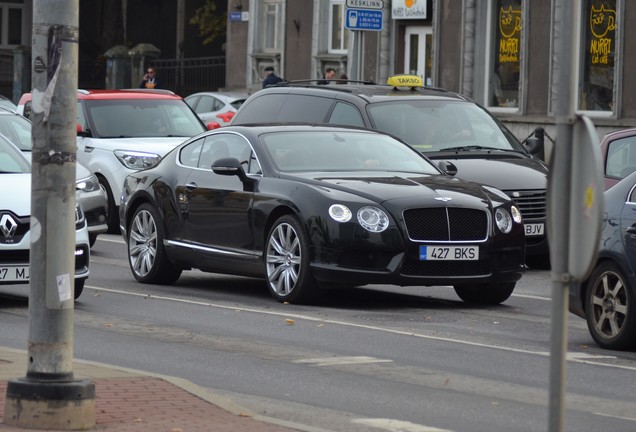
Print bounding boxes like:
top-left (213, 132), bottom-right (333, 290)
top-left (271, 79), bottom-right (377, 87)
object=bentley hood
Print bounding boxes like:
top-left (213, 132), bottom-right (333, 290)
top-left (294, 172), bottom-right (510, 207)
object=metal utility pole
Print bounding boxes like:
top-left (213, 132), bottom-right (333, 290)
top-left (547, 1), bottom-right (603, 431)
top-left (3, 1), bottom-right (95, 429)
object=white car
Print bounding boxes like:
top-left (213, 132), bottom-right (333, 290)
top-left (184, 91), bottom-right (249, 126)
top-left (0, 107), bottom-right (108, 245)
top-left (0, 137), bottom-right (89, 299)
top-left (18, 90), bottom-right (209, 233)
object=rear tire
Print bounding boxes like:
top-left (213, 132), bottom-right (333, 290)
top-left (127, 203), bottom-right (182, 284)
top-left (454, 282), bottom-right (515, 305)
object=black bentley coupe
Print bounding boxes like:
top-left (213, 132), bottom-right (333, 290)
top-left (119, 125), bottom-right (526, 304)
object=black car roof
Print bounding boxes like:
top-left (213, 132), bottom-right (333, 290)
top-left (261, 80), bottom-right (470, 103)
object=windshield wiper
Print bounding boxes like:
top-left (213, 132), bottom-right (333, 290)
top-left (439, 145), bottom-right (524, 154)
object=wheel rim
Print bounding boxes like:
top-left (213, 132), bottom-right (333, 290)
top-left (128, 209), bottom-right (158, 278)
top-left (266, 222), bottom-right (301, 297)
top-left (590, 271), bottom-right (628, 339)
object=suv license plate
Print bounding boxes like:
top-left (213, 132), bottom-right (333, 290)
top-left (420, 246), bottom-right (478, 261)
top-left (0, 266), bottom-right (30, 282)
top-left (525, 223), bottom-right (544, 236)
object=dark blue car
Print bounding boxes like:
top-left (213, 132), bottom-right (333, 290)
top-left (570, 170), bottom-right (636, 350)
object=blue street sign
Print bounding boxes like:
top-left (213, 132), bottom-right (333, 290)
top-left (345, 9), bottom-right (383, 31)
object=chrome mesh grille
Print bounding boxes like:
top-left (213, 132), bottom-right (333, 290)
top-left (504, 190), bottom-right (546, 222)
top-left (403, 208), bottom-right (488, 242)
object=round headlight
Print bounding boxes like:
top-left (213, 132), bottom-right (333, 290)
top-left (357, 206), bottom-right (389, 232)
top-left (495, 208), bottom-right (513, 233)
top-left (329, 204), bottom-right (352, 222)
top-left (511, 205), bottom-right (522, 224)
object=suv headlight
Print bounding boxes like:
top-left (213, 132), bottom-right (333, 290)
top-left (114, 150), bottom-right (162, 170)
top-left (76, 173), bottom-right (101, 192)
top-left (75, 203), bottom-right (86, 227)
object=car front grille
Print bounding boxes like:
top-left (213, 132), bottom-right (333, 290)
top-left (503, 189), bottom-right (546, 222)
top-left (403, 208), bottom-right (488, 242)
top-left (402, 258), bottom-right (491, 276)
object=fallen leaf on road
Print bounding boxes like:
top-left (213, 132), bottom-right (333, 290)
top-left (286, 319), bottom-right (295, 325)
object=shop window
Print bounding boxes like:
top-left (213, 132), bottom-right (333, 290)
top-left (490, 0), bottom-right (521, 108)
top-left (578, 0), bottom-right (616, 112)
top-left (329, 0), bottom-right (349, 53)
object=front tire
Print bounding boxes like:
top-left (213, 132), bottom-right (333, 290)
top-left (265, 215), bottom-right (319, 304)
top-left (98, 177), bottom-right (119, 234)
top-left (454, 282), bottom-right (515, 305)
top-left (127, 203), bottom-right (182, 284)
top-left (585, 262), bottom-right (636, 350)
top-left (74, 278), bottom-right (85, 300)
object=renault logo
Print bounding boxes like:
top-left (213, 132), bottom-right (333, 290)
top-left (0, 214), bottom-right (18, 238)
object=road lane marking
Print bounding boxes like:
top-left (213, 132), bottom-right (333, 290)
top-left (294, 356), bottom-right (393, 367)
top-left (87, 286), bottom-right (636, 372)
top-left (351, 418), bottom-right (453, 432)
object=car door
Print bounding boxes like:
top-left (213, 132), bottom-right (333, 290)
top-left (182, 132), bottom-right (256, 261)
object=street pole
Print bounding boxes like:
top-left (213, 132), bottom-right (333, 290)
top-left (548, 0), bottom-right (575, 431)
top-left (3, 0), bottom-right (95, 429)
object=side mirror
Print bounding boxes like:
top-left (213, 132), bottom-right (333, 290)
top-left (212, 157), bottom-right (254, 185)
top-left (524, 127), bottom-right (545, 161)
top-left (437, 160), bottom-right (457, 176)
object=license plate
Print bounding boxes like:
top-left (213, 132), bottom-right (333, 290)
top-left (525, 223), bottom-right (545, 236)
top-left (420, 246), bottom-right (479, 261)
top-left (0, 266), bottom-right (30, 282)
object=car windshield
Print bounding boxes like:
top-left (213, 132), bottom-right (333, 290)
top-left (367, 99), bottom-right (524, 153)
top-left (82, 99), bottom-right (206, 138)
top-left (0, 135), bottom-right (30, 173)
top-left (260, 130), bottom-right (440, 174)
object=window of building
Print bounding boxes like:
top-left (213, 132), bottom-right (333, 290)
top-left (329, 0), bottom-right (349, 53)
top-left (263, 0), bottom-right (282, 51)
top-left (578, 0), bottom-right (616, 112)
top-left (0, 2), bottom-right (24, 48)
top-left (489, 0), bottom-right (522, 109)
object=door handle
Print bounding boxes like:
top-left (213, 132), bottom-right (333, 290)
top-left (185, 182), bottom-right (197, 190)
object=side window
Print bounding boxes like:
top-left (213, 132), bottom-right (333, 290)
top-left (233, 94), bottom-right (285, 123)
top-left (328, 102), bottom-right (365, 127)
top-left (276, 94), bottom-right (333, 122)
top-left (179, 138), bottom-right (205, 168)
top-left (606, 136), bottom-right (636, 178)
top-left (198, 134), bottom-right (253, 171)
top-left (197, 96), bottom-right (215, 113)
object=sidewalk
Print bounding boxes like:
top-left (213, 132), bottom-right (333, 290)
top-left (0, 347), bottom-right (315, 432)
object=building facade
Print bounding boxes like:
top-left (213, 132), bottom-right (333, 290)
top-left (225, 0), bottom-right (635, 146)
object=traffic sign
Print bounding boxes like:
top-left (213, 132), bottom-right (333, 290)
top-left (345, 9), bottom-right (383, 31)
top-left (346, 0), bottom-right (384, 9)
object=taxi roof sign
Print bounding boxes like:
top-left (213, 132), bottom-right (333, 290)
top-left (387, 75), bottom-right (423, 88)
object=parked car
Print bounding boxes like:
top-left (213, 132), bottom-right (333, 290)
top-left (569, 170), bottom-right (636, 350)
top-left (0, 107), bottom-right (107, 245)
top-left (184, 91), bottom-right (249, 127)
top-left (0, 135), bottom-right (89, 299)
top-left (17, 89), bottom-right (210, 233)
top-left (120, 125), bottom-right (526, 304)
top-left (599, 127), bottom-right (636, 190)
top-left (231, 75), bottom-right (550, 267)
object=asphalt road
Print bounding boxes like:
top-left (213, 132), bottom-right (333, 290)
top-left (1, 234), bottom-right (636, 432)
